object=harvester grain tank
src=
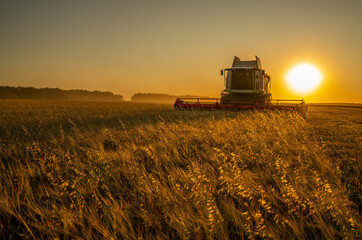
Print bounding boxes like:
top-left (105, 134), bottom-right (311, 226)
top-left (174, 55), bottom-right (308, 118)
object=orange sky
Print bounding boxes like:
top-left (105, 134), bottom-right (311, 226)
top-left (0, 0), bottom-right (361, 102)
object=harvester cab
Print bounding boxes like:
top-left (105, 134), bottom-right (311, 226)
top-left (220, 56), bottom-right (271, 104)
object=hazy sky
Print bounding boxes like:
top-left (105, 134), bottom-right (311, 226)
top-left (1, 0), bottom-right (361, 102)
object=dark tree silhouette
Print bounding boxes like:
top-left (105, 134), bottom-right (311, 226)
top-left (0, 86), bottom-right (123, 101)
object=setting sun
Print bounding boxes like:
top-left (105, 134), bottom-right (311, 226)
top-left (286, 63), bottom-right (322, 95)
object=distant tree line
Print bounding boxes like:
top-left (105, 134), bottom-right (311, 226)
top-left (0, 86), bottom-right (123, 101)
top-left (131, 93), bottom-right (206, 104)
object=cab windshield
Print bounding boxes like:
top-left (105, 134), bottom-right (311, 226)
top-left (230, 69), bottom-right (254, 90)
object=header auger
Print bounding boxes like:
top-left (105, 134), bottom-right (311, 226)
top-left (174, 55), bottom-right (308, 118)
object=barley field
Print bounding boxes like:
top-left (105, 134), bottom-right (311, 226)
top-left (0, 100), bottom-right (361, 239)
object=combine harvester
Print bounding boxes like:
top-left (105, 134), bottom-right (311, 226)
top-left (174, 56), bottom-right (308, 118)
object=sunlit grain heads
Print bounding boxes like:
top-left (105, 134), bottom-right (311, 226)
top-left (103, 139), bottom-right (119, 151)
top-left (102, 128), bottom-right (120, 151)
top-left (0, 101), bottom-right (360, 239)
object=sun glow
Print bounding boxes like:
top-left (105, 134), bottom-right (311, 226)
top-left (286, 63), bottom-right (322, 95)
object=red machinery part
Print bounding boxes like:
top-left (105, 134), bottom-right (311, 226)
top-left (174, 98), bottom-right (308, 119)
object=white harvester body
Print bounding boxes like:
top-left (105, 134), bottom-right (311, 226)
top-left (221, 56), bottom-right (271, 103)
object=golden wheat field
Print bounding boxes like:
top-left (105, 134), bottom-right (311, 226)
top-left (0, 100), bottom-right (361, 239)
